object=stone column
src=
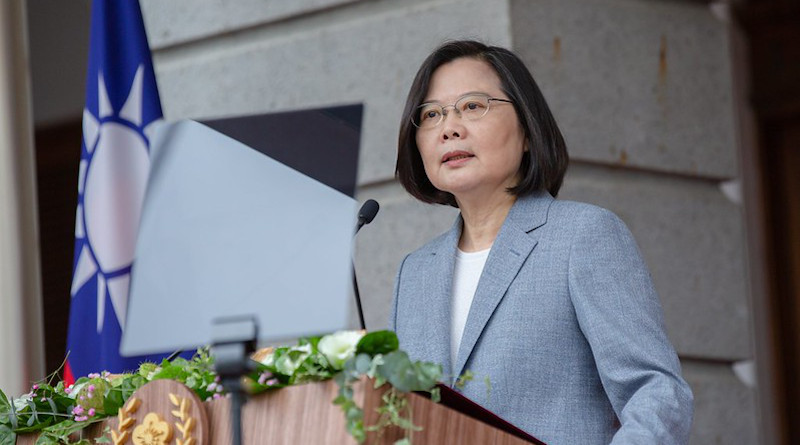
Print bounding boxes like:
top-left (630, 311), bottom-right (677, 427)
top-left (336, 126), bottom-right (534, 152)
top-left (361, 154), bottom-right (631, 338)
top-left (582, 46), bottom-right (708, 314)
top-left (0, 0), bottom-right (45, 396)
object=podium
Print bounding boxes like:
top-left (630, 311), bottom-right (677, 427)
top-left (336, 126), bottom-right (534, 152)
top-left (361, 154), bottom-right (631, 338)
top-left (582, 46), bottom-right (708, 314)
top-left (15, 379), bottom-right (544, 444)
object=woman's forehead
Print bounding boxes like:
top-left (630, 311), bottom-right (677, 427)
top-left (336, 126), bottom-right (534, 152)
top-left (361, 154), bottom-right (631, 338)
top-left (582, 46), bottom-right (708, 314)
top-left (424, 58), bottom-right (503, 102)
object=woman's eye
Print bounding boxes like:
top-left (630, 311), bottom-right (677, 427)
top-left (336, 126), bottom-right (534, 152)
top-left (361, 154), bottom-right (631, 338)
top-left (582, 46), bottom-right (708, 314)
top-left (462, 100), bottom-right (486, 112)
top-left (422, 109), bottom-right (440, 120)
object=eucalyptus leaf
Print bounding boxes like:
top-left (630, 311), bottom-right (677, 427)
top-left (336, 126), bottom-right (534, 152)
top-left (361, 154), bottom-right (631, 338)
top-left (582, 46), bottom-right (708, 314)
top-left (26, 399), bottom-right (39, 426)
top-left (45, 398), bottom-right (58, 417)
top-left (378, 351), bottom-right (415, 392)
top-left (354, 354), bottom-right (372, 375)
top-left (7, 397), bottom-right (17, 430)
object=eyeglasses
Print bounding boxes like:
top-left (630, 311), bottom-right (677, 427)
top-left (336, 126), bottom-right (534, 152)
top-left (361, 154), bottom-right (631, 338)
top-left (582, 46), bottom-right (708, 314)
top-left (411, 93), bottom-right (513, 128)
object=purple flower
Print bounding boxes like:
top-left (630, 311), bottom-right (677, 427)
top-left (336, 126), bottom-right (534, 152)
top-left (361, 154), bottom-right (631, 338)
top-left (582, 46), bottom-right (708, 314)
top-left (88, 408), bottom-right (96, 416)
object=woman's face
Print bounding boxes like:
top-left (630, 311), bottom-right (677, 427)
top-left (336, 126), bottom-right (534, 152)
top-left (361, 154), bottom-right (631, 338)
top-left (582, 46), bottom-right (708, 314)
top-left (415, 57), bottom-right (526, 203)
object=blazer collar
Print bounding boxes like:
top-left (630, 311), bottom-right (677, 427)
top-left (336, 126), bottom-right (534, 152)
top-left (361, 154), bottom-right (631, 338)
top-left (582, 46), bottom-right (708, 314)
top-left (420, 192), bottom-right (554, 382)
top-left (450, 191), bottom-right (554, 382)
top-left (504, 190), bottom-right (553, 233)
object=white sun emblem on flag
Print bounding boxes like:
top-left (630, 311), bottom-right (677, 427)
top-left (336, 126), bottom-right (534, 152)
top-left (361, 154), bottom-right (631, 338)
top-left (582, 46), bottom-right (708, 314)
top-left (71, 65), bottom-right (161, 333)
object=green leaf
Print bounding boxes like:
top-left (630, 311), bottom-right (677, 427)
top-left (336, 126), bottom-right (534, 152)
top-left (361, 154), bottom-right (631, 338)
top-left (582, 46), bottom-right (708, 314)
top-left (454, 370), bottom-right (474, 389)
top-left (94, 433), bottom-right (112, 443)
top-left (0, 425), bottom-right (15, 445)
top-left (430, 387), bottom-right (441, 403)
top-left (13, 417), bottom-right (53, 434)
top-left (39, 419), bottom-right (101, 444)
top-left (34, 436), bottom-right (61, 445)
top-left (102, 388), bottom-right (123, 416)
top-left (356, 330), bottom-right (399, 355)
top-left (150, 363), bottom-right (188, 382)
top-left (0, 389), bottom-right (10, 423)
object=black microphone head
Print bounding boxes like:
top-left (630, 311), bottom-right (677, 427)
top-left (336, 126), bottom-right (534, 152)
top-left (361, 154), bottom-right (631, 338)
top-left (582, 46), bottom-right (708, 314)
top-left (358, 199), bottom-right (380, 225)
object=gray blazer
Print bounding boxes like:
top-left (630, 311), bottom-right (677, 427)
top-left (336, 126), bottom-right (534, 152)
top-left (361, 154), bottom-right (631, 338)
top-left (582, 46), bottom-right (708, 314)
top-left (389, 192), bottom-right (693, 444)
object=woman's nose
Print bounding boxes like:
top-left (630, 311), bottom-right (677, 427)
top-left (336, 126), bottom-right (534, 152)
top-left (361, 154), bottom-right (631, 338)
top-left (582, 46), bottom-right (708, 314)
top-left (440, 110), bottom-right (464, 140)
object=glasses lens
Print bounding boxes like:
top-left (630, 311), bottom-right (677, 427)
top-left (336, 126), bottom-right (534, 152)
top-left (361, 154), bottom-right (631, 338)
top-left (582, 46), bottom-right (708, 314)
top-left (456, 95), bottom-right (491, 120)
top-left (414, 104), bottom-right (443, 128)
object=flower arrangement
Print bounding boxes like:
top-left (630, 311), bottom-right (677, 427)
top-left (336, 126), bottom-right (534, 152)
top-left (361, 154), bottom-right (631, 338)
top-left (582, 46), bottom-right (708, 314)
top-left (0, 330), bottom-right (441, 445)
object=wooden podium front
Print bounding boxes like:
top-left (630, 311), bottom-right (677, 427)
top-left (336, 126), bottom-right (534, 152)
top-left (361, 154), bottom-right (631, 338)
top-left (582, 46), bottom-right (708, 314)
top-left (16, 379), bottom-right (542, 444)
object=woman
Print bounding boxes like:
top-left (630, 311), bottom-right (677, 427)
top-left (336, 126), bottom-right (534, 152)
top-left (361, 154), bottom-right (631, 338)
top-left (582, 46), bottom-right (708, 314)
top-left (389, 40), bottom-right (693, 444)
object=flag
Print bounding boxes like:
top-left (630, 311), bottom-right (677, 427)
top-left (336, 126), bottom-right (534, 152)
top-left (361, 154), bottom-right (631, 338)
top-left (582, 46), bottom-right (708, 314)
top-left (66, 0), bottom-right (173, 382)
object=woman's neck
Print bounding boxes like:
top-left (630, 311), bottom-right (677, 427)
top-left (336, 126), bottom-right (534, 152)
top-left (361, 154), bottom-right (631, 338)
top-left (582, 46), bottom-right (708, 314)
top-left (456, 192), bottom-right (516, 252)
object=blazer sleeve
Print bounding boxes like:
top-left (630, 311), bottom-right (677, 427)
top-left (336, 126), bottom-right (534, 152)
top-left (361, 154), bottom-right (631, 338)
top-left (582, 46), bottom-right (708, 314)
top-left (567, 207), bottom-right (693, 445)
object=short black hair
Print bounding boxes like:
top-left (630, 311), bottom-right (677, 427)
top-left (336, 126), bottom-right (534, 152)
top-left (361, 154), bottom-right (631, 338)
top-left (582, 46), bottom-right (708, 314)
top-left (395, 40), bottom-right (568, 207)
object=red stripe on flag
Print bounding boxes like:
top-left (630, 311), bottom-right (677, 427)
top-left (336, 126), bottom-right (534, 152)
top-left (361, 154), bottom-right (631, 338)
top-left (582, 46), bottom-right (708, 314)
top-left (64, 361), bottom-right (75, 386)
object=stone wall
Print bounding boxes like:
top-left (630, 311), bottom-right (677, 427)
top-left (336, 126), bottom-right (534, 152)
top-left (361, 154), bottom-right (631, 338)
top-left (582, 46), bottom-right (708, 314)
top-left (140, 0), bottom-right (756, 442)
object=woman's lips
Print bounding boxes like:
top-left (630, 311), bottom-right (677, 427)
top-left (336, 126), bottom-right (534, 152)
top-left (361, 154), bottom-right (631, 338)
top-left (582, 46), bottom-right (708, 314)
top-left (441, 151), bottom-right (474, 164)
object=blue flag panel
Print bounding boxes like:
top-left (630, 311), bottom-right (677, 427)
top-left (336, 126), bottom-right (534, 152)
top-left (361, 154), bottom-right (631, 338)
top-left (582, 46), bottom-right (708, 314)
top-left (66, 0), bottom-right (175, 380)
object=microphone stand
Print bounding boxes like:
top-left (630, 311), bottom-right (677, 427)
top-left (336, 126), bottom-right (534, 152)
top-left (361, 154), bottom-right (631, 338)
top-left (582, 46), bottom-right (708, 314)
top-left (352, 199), bottom-right (380, 331)
top-left (352, 268), bottom-right (366, 330)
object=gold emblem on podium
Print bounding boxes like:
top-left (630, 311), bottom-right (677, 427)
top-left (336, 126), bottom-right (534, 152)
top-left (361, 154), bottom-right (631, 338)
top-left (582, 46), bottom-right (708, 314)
top-left (132, 412), bottom-right (173, 445)
top-left (169, 392), bottom-right (196, 445)
top-left (112, 397), bottom-right (140, 445)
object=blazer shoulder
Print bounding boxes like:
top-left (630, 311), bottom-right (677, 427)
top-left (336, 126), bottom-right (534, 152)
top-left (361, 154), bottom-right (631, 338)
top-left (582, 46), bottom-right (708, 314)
top-left (548, 198), bottom-right (625, 228)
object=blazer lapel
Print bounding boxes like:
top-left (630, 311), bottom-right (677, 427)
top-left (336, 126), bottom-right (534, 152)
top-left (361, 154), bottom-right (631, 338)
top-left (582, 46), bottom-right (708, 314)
top-left (452, 192), bottom-right (553, 382)
top-left (420, 216), bottom-right (462, 378)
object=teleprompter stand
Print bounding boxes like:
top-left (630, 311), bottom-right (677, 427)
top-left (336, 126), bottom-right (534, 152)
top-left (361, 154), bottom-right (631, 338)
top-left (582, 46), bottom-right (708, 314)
top-left (210, 316), bottom-right (258, 445)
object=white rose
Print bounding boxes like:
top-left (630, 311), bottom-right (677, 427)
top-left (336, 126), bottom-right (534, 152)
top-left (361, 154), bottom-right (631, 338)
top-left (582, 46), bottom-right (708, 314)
top-left (318, 331), bottom-right (365, 370)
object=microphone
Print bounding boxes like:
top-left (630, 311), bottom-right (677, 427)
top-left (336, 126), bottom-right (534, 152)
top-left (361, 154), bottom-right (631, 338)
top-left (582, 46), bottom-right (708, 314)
top-left (353, 199), bottom-right (380, 330)
top-left (356, 199), bottom-right (380, 234)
